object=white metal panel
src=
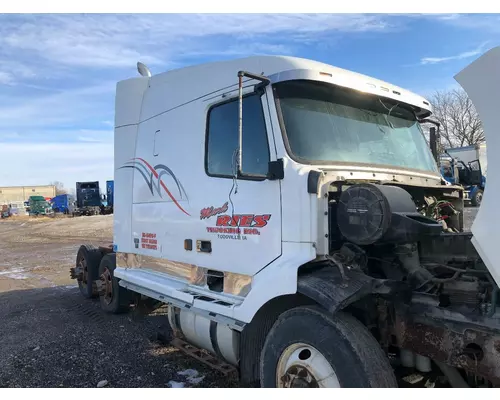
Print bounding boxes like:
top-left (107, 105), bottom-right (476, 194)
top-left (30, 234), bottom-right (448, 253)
top-left (114, 77), bottom-right (149, 127)
top-left (455, 46), bottom-right (500, 287)
top-left (232, 241), bottom-right (316, 323)
top-left (263, 84), bottom-right (316, 245)
top-left (126, 88), bottom-right (282, 277)
top-left (114, 125), bottom-right (139, 254)
top-left (138, 55), bottom-right (431, 123)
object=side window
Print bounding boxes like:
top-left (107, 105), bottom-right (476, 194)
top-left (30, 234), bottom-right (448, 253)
top-left (206, 93), bottom-right (270, 177)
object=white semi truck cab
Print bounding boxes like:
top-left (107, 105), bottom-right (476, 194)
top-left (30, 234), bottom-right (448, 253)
top-left (71, 47), bottom-right (500, 388)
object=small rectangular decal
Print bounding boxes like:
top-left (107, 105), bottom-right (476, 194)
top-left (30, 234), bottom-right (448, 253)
top-left (141, 232), bottom-right (158, 250)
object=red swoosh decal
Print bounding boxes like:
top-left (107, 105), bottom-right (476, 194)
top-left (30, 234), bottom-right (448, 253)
top-left (134, 157), bottom-right (191, 216)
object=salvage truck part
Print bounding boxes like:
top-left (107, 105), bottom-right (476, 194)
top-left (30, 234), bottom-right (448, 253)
top-left (71, 47), bottom-right (500, 387)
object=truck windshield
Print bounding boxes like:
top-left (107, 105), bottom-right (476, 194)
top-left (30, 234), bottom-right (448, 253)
top-left (273, 80), bottom-right (438, 173)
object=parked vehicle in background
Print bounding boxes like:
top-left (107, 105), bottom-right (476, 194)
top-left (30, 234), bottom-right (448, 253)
top-left (440, 143), bottom-right (486, 206)
top-left (50, 193), bottom-right (76, 214)
top-left (28, 196), bottom-right (53, 216)
top-left (74, 181), bottom-right (101, 216)
top-left (106, 180), bottom-right (114, 213)
top-left (0, 204), bottom-right (10, 218)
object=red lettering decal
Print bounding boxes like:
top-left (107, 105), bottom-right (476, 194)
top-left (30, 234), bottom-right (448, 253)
top-left (216, 215), bottom-right (231, 226)
top-left (253, 214), bottom-right (271, 228)
top-left (200, 202), bottom-right (229, 220)
top-left (230, 215), bottom-right (240, 227)
top-left (240, 215), bottom-right (253, 227)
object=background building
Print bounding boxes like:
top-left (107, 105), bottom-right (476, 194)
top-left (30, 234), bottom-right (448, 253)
top-left (0, 185), bottom-right (56, 205)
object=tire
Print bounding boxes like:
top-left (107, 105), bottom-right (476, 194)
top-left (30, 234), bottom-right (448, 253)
top-left (260, 306), bottom-right (397, 388)
top-left (471, 189), bottom-right (483, 207)
top-left (97, 253), bottom-right (130, 314)
top-left (75, 244), bottom-right (103, 299)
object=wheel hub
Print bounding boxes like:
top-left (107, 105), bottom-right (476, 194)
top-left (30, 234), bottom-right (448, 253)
top-left (276, 342), bottom-right (340, 388)
top-left (280, 365), bottom-right (319, 388)
top-left (76, 257), bottom-right (87, 285)
top-left (476, 192), bottom-right (483, 205)
top-left (100, 267), bottom-right (113, 305)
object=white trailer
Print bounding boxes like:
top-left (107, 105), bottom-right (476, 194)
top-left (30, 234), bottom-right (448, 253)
top-left (71, 47), bottom-right (500, 388)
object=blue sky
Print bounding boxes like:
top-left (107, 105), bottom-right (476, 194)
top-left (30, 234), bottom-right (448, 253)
top-left (0, 13), bottom-right (498, 192)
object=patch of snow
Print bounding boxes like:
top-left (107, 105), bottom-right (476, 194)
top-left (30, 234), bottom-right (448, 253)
top-left (177, 369), bottom-right (198, 378)
top-left (187, 376), bottom-right (204, 385)
top-left (0, 267), bottom-right (25, 275)
top-left (0, 267), bottom-right (32, 280)
top-left (9, 273), bottom-right (31, 280)
top-left (168, 381), bottom-right (185, 388)
top-left (177, 369), bottom-right (205, 385)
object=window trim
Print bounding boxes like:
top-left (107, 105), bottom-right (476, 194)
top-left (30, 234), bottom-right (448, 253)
top-left (272, 80), bottom-right (441, 176)
top-left (204, 91), bottom-right (271, 181)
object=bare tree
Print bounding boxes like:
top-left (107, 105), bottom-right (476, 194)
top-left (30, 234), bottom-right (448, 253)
top-left (50, 181), bottom-right (67, 195)
top-left (429, 88), bottom-right (484, 148)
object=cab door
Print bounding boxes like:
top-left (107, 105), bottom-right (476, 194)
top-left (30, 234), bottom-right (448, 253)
top-left (197, 87), bottom-right (282, 277)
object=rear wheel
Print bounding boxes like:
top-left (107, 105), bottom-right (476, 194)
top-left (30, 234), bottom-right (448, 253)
top-left (97, 253), bottom-right (130, 314)
top-left (75, 245), bottom-right (102, 299)
top-left (471, 189), bottom-right (483, 207)
top-left (260, 306), bottom-right (397, 388)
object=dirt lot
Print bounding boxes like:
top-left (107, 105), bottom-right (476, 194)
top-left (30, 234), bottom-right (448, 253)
top-left (0, 208), bottom-right (479, 388)
top-left (0, 215), bottom-right (238, 388)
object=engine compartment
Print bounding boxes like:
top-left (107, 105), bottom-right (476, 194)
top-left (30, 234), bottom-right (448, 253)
top-left (326, 181), bottom-right (500, 386)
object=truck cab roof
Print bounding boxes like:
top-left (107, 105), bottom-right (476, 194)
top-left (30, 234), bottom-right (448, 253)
top-left (115, 55), bottom-right (433, 128)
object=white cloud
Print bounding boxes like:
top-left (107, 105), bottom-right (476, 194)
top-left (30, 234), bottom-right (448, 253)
top-left (0, 60), bottom-right (38, 87)
top-left (0, 13), bottom-right (491, 193)
top-left (77, 130), bottom-right (113, 143)
top-left (420, 42), bottom-right (490, 65)
top-left (434, 14), bottom-right (500, 33)
top-left (0, 82), bottom-right (115, 129)
top-left (0, 14), bottom-right (394, 74)
top-left (0, 132), bottom-right (21, 140)
top-left (0, 71), bottom-right (13, 85)
top-left (0, 142), bottom-right (113, 190)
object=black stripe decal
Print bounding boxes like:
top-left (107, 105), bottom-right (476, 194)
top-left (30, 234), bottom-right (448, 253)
top-left (210, 320), bottom-right (224, 359)
top-left (174, 309), bottom-right (182, 335)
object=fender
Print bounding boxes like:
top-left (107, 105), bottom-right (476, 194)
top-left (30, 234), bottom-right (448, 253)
top-left (297, 265), bottom-right (387, 313)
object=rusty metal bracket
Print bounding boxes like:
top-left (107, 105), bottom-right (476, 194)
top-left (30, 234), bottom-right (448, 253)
top-left (170, 337), bottom-right (238, 379)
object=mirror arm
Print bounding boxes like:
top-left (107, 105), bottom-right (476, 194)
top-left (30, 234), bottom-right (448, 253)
top-left (236, 71), bottom-right (272, 178)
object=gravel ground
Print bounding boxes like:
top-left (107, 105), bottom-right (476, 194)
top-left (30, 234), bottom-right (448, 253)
top-left (0, 215), bottom-right (239, 388)
top-left (0, 208), bottom-right (480, 388)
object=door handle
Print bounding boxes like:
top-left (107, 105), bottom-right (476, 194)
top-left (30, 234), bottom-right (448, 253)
top-left (153, 130), bottom-right (160, 156)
